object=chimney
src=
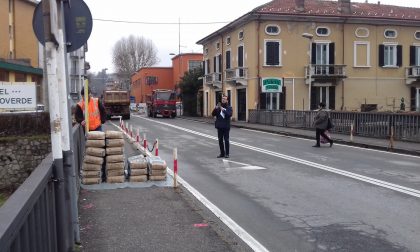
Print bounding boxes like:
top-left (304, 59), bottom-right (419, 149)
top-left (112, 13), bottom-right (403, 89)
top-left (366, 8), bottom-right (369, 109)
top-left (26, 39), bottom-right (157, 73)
top-left (339, 0), bottom-right (351, 14)
top-left (295, 0), bottom-right (305, 12)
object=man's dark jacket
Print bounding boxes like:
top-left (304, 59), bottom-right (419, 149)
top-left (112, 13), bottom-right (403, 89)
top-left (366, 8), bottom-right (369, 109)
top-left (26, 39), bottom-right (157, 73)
top-left (211, 104), bottom-right (233, 129)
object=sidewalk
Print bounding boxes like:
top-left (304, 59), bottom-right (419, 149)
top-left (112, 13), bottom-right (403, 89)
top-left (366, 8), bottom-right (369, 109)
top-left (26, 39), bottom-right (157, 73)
top-left (78, 123), bottom-right (251, 252)
top-left (179, 116), bottom-right (420, 157)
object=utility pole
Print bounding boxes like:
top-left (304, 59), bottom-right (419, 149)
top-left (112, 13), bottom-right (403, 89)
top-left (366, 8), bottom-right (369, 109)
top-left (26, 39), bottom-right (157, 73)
top-left (42, 0), bottom-right (71, 251)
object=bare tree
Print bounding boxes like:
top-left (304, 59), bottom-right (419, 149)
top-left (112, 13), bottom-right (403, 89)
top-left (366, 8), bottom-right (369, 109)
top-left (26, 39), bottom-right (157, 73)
top-left (112, 35), bottom-right (159, 88)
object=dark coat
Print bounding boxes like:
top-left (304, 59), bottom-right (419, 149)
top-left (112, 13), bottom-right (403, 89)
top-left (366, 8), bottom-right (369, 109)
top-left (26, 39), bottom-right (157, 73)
top-left (314, 109), bottom-right (329, 130)
top-left (211, 104), bottom-right (232, 129)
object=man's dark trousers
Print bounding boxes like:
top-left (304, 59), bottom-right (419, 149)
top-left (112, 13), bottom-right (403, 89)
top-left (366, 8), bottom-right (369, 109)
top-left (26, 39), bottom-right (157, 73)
top-left (217, 128), bottom-right (230, 156)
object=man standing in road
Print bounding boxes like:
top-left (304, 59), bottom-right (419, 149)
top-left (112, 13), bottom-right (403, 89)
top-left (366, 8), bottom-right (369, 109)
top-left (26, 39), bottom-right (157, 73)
top-left (212, 95), bottom-right (233, 158)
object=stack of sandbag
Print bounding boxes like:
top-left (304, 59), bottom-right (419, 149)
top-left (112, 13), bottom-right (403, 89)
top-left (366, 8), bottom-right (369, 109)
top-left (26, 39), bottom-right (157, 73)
top-left (147, 156), bottom-right (167, 181)
top-left (81, 131), bottom-right (106, 185)
top-left (127, 155), bottom-right (148, 182)
top-left (105, 130), bottom-right (125, 183)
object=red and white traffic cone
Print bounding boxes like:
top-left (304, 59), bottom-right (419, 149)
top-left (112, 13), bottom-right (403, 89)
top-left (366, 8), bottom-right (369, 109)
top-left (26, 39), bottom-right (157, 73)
top-left (155, 139), bottom-right (159, 156)
top-left (173, 148), bottom-right (178, 188)
top-left (143, 133), bottom-right (147, 151)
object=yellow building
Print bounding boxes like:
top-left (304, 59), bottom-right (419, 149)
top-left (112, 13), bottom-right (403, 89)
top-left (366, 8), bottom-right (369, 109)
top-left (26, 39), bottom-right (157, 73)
top-left (0, 0), bottom-right (43, 105)
top-left (197, 0), bottom-right (420, 121)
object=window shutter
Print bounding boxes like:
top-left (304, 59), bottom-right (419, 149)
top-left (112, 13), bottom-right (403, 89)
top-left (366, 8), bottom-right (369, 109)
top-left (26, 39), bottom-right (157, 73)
top-left (259, 93), bottom-right (267, 110)
top-left (266, 42), bottom-right (279, 65)
top-left (329, 43), bottom-right (335, 74)
top-left (410, 46), bottom-right (416, 66)
top-left (329, 43), bottom-right (335, 65)
top-left (226, 51), bottom-right (231, 69)
top-left (329, 86), bottom-right (336, 110)
top-left (213, 56), bottom-right (216, 72)
top-left (310, 86), bottom-right (317, 110)
top-left (379, 45), bottom-right (384, 67)
top-left (238, 46), bottom-right (244, 67)
top-left (203, 61), bottom-right (206, 74)
top-left (411, 87), bottom-right (416, 111)
top-left (311, 43), bottom-right (316, 64)
top-left (218, 55), bottom-right (222, 73)
top-left (280, 86), bottom-right (286, 110)
top-left (397, 45), bottom-right (403, 67)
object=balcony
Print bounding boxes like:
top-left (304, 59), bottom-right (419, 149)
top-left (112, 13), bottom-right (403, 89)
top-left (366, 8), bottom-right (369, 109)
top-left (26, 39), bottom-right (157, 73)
top-left (405, 66), bottom-right (420, 84)
top-left (225, 67), bottom-right (248, 85)
top-left (204, 73), bottom-right (222, 89)
top-left (304, 64), bottom-right (347, 84)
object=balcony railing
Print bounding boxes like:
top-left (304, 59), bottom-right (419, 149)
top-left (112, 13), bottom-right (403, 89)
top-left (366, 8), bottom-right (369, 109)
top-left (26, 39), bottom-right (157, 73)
top-left (305, 64), bottom-right (346, 83)
top-left (225, 67), bottom-right (248, 82)
top-left (204, 73), bottom-right (222, 88)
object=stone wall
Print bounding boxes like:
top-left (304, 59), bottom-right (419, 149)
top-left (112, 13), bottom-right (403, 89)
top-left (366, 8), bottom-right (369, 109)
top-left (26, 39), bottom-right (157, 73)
top-left (0, 136), bottom-right (51, 190)
top-left (0, 112), bottom-right (51, 190)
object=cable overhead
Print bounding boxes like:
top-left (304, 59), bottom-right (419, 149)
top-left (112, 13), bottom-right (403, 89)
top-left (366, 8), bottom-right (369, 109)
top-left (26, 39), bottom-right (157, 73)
top-left (93, 18), bottom-right (230, 25)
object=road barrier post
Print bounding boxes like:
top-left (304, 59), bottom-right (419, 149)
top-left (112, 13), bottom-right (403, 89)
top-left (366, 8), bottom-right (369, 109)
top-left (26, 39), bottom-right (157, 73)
top-left (173, 148), bottom-right (178, 188)
top-left (155, 139), bottom-right (159, 156)
top-left (350, 122), bottom-right (354, 142)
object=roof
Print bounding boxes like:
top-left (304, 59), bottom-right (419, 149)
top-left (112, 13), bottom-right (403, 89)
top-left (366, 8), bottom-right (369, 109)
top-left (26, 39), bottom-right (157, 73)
top-left (0, 60), bottom-right (43, 76)
top-left (197, 0), bottom-right (420, 44)
top-left (256, 0), bottom-right (420, 20)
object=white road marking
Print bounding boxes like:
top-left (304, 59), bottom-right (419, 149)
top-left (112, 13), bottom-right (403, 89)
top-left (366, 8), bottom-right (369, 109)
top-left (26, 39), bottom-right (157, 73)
top-left (110, 120), bottom-right (270, 252)
top-left (241, 127), bottom-right (420, 159)
top-left (134, 115), bottom-right (420, 198)
top-left (222, 159), bottom-right (267, 170)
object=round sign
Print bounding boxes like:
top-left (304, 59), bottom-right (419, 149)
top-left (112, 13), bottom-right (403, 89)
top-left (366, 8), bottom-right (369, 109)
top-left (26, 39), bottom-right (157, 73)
top-left (32, 0), bottom-right (93, 52)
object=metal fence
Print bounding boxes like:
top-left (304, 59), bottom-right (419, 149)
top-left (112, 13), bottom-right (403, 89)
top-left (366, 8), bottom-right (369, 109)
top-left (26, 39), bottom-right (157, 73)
top-left (0, 125), bottom-right (86, 252)
top-left (248, 110), bottom-right (420, 142)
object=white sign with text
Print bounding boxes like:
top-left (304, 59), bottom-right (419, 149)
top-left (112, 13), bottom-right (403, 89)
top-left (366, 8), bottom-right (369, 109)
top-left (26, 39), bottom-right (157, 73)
top-left (0, 82), bottom-right (37, 109)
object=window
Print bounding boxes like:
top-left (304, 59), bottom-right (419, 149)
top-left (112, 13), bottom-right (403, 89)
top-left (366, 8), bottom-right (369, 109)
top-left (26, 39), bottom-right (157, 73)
top-left (311, 42), bottom-right (335, 74)
top-left (238, 30), bottom-right (244, 41)
top-left (216, 42), bottom-right (220, 51)
top-left (264, 40), bottom-right (282, 66)
top-left (316, 27), bottom-right (330, 37)
top-left (227, 90), bottom-right (231, 106)
top-left (188, 60), bottom-right (201, 70)
top-left (379, 44), bottom-right (402, 67)
top-left (415, 31), bottom-right (420, 40)
top-left (259, 88), bottom-right (286, 110)
top-left (225, 50), bottom-right (231, 69)
top-left (205, 48), bottom-right (208, 55)
top-left (310, 86), bottom-right (335, 110)
top-left (214, 54), bottom-right (222, 81)
top-left (15, 72), bottom-right (26, 82)
top-left (354, 41), bottom-right (370, 67)
top-left (265, 25), bottom-right (280, 35)
top-left (0, 70), bottom-right (9, 81)
top-left (226, 36), bottom-right (231, 45)
top-left (384, 29), bottom-right (397, 39)
top-left (146, 76), bottom-right (158, 85)
top-left (355, 27), bottom-right (369, 38)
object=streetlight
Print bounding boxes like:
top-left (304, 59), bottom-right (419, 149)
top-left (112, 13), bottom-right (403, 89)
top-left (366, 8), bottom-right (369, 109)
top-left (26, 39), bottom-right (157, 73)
top-left (302, 33), bottom-right (313, 110)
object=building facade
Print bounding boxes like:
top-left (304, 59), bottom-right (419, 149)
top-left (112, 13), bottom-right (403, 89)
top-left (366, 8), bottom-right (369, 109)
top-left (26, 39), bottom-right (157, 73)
top-left (131, 53), bottom-right (203, 103)
top-left (197, 0), bottom-right (420, 121)
top-left (0, 0), bottom-right (44, 111)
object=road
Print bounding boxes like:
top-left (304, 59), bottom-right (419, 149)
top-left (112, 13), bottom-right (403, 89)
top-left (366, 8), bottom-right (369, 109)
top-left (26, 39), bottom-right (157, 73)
top-left (121, 115), bottom-right (420, 252)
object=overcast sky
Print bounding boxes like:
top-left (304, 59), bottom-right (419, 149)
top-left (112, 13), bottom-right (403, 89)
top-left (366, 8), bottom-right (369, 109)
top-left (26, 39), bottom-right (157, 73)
top-left (83, 0), bottom-right (420, 74)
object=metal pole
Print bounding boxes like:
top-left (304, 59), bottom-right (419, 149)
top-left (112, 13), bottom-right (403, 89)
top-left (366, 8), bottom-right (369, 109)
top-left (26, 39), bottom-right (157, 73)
top-left (42, 0), bottom-right (69, 250)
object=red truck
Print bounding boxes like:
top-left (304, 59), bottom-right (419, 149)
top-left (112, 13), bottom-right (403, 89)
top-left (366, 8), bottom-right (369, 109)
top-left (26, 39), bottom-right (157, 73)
top-left (147, 89), bottom-right (177, 118)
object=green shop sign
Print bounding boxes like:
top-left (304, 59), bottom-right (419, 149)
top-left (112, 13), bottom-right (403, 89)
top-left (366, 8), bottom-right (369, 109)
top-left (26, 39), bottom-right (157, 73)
top-left (261, 78), bottom-right (283, 93)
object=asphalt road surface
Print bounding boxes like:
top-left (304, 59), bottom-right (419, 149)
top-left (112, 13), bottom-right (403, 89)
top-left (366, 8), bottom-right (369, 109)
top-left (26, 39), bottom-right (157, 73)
top-left (115, 115), bottom-right (420, 252)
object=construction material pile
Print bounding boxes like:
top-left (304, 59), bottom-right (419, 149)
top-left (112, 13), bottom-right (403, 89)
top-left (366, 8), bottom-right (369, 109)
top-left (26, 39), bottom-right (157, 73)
top-left (147, 156), bottom-right (167, 181)
top-left (105, 130), bottom-right (125, 183)
top-left (81, 131), bottom-right (105, 185)
top-left (127, 155), bottom-right (148, 182)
